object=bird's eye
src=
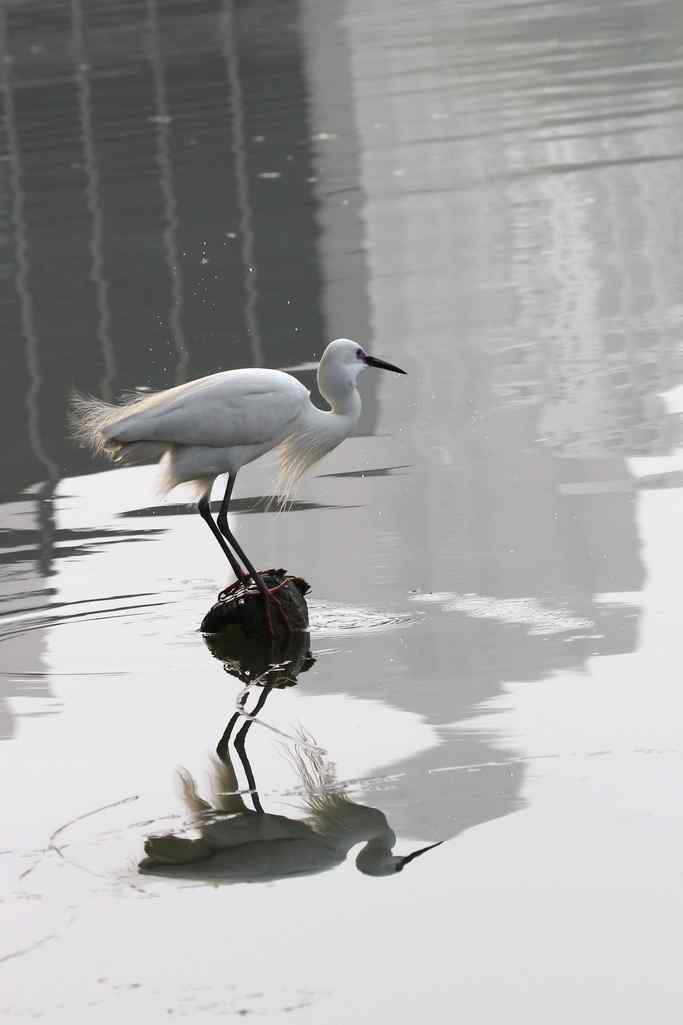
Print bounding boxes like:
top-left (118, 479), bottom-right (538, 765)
top-left (356, 348), bottom-right (366, 360)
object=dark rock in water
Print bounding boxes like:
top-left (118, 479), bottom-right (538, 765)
top-left (200, 569), bottom-right (310, 636)
top-left (201, 570), bottom-right (314, 687)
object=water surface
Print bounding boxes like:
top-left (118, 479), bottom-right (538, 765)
top-left (2, 1), bottom-right (683, 1021)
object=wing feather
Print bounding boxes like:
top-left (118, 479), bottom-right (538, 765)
top-left (104, 369), bottom-right (309, 449)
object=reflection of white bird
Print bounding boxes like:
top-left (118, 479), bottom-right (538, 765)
top-left (139, 738), bottom-right (441, 881)
top-left (71, 338), bottom-right (405, 608)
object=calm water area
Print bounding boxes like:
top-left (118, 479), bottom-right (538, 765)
top-left (2, 0), bottom-right (683, 1020)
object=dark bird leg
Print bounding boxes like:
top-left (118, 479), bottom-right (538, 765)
top-left (233, 686), bottom-right (273, 814)
top-left (216, 474), bottom-right (292, 635)
top-left (216, 708), bottom-right (243, 764)
top-left (197, 493), bottom-right (248, 584)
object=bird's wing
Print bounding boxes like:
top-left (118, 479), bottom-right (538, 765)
top-left (105, 368), bottom-right (309, 448)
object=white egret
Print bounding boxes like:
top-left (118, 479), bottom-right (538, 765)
top-left (70, 338), bottom-right (406, 618)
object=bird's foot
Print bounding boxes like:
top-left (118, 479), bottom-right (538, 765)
top-left (217, 570), bottom-right (295, 637)
top-left (217, 575), bottom-right (251, 602)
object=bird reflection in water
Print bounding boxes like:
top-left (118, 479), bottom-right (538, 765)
top-left (139, 626), bottom-right (442, 881)
top-left (139, 727), bottom-right (441, 881)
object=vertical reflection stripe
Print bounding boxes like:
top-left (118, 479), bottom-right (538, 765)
top-left (0, 9), bottom-right (60, 487)
top-left (71, 0), bottom-right (116, 401)
top-left (146, 0), bottom-right (189, 384)
top-left (221, 0), bottom-right (263, 366)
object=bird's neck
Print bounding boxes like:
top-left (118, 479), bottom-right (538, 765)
top-left (327, 385), bottom-right (361, 421)
top-left (317, 359), bottom-right (363, 420)
top-left (354, 833), bottom-right (399, 875)
top-left (315, 800), bottom-right (394, 854)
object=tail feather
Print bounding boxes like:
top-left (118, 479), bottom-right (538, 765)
top-left (68, 391), bottom-right (122, 457)
top-left (176, 767), bottom-right (213, 816)
top-left (69, 390), bottom-right (168, 466)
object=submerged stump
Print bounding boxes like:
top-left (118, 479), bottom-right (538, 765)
top-left (201, 569), bottom-right (310, 639)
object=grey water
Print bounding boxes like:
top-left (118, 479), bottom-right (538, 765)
top-left (2, 0), bottom-right (683, 1021)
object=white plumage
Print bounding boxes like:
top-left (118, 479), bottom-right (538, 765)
top-left (71, 366), bottom-right (310, 497)
top-left (70, 337), bottom-right (406, 600)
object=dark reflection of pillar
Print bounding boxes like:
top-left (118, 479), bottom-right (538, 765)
top-left (0, 3), bottom-right (105, 492)
top-left (159, 12), bottom-right (247, 372)
top-left (0, 7), bottom-right (54, 740)
top-left (0, 7), bottom-right (59, 576)
top-left (227, 0), bottom-right (328, 371)
top-left (71, 0), bottom-right (116, 401)
top-left (88, 14), bottom-right (170, 396)
top-left (221, 0), bottom-right (262, 367)
top-left (162, 0), bottom-right (331, 382)
top-left (146, 0), bottom-right (189, 384)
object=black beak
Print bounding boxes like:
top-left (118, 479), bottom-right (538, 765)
top-left (363, 353), bottom-right (407, 375)
top-left (399, 839), bottom-right (444, 868)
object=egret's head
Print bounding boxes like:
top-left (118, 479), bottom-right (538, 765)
top-left (317, 338), bottom-right (406, 408)
top-left (355, 838), bottom-right (444, 876)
